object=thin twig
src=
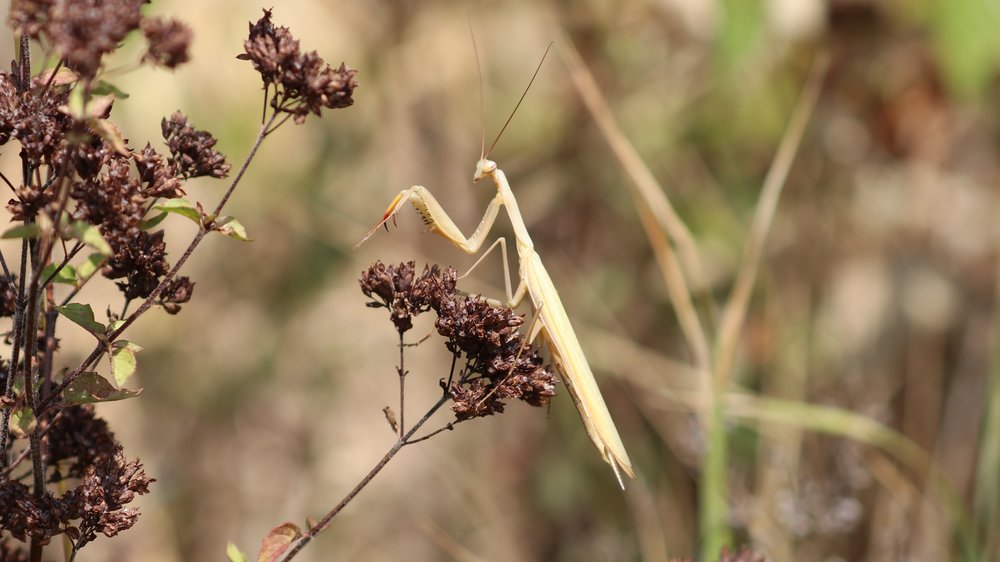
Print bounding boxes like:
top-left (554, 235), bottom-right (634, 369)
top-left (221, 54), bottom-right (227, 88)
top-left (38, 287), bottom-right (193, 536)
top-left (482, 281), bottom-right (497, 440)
top-left (405, 422), bottom-right (455, 445)
top-left (59, 255), bottom-right (110, 307)
top-left (1, 35), bottom-right (35, 474)
top-left (0, 410), bottom-right (63, 480)
top-left (280, 392), bottom-right (453, 561)
top-left (39, 241), bottom-right (83, 290)
top-left (0, 243), bottom-right (10, 279)
top-left (38, 59), bottom-right (64, 100)
top-left (0, 238), bottom-right (30, 469)
top-left (398, 332), bottom-right (405, 438)
top-left (0, 170), bottom-right (15, 192)
top-left (22, 175), bottom-right (73, 501)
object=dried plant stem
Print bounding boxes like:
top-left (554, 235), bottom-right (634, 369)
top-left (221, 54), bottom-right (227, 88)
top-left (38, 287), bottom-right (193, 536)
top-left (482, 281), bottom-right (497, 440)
top-left (560, 31), bottom-right (828, 558)
top-left (700, 53), bottom-right (827, 559)
top-left (712, 53), bottom-right (829, 389)
top-left (281, 392), bottom-right (452, 562)
top-left (0, 35), bottom-right (33, 471)
top-left (0, 238), bottom-right (29, 469)
top-left (38, 112), bottom-right (279, 415)
top-left (405, 421), bottom-right (455, 445)
top-left (558, 33), bottom-right (712, 378)
top-left (398, 333), bottom-right (406, 439)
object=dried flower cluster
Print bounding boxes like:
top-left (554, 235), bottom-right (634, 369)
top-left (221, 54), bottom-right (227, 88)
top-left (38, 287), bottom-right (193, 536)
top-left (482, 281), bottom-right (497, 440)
top-left (0, 276), bottom-right (16, 317)
top-left (161, 112), bottom-right (230, 180)
top-left (10, 0), bottom-right (192, 78)
top-left (0, 2), bottom-right (357, 558)
top-left (238, 9), bottom-right (358, 123)
top-left (0, 24), bottom-right (213, 308)
top-left (361, 261), bottom-right (557, 420)
top-left (0, 72), bottom-right (71, 188)
top-left (0, 406), bottom-right (152, 548)
top-left (64, 114), bottom-right (219, 303)
top-left (141, 17), bottom-right (192, 69)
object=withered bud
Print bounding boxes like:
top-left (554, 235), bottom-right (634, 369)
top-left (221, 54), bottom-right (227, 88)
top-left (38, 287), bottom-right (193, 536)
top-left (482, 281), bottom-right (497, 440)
top-left (141, 17), bottom-right (192, 69)
top-left (161, 112), bottom-right (230, 179)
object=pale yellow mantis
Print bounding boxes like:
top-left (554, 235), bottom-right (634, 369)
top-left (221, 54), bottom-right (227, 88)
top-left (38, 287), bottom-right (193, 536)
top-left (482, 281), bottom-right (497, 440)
top-left (356, 44), bottom-right (634, 488)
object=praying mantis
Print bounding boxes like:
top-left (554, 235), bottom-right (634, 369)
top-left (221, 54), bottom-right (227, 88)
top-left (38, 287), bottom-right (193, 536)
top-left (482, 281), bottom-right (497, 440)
top-left (357, 44), bottom-right (634, 488)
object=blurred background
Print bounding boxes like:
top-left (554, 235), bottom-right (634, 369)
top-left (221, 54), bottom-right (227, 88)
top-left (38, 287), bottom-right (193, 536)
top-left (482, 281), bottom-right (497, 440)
top-left (3, 0), bottom-right (999, 560)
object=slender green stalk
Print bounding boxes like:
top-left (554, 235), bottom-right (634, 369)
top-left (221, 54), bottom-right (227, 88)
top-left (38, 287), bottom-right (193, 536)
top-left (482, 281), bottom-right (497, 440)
top-left (699, 400), bottom-right (730, 558)
top-left (974, 277), bottom-right (1000, 560)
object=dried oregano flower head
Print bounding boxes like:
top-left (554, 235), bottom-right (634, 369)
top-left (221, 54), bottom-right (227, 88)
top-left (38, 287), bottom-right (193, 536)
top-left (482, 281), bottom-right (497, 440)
top-left (238, 8), bottom-right (358, 123)
top-left (161, 111), bottom-right (230, 179)
top-left (435, 295), bottom-right (557, 419)
top-left (66, 124), bottom-right (220, 303)
top-left (360, 261), bottom-right (557, 420)
top-left (141, 17), bottom-right (192, 69)
top-left (9, 0), bottom-right (193, 78)
top-left (0, 10), bottom-right (221, 308)
top-left (360, 260), bottom-right (455, 334)
top-left (0, 406), bottom-right (152, 546)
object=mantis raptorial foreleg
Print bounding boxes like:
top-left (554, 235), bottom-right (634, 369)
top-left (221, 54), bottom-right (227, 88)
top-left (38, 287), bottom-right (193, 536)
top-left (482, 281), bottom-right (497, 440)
top-left (357, 185), bottom-right (504, 255)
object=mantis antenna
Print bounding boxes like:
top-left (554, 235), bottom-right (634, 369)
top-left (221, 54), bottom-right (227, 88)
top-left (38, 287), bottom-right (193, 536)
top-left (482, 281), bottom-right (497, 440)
top-left (468, 21), bottom-right (486, 161)
top-left (479, 40), bottom-right (554, 159)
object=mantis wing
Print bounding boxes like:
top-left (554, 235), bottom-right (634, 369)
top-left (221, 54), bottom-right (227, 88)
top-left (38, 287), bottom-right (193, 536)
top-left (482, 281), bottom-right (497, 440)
top-left (525, 253), bottom-right (634, 486)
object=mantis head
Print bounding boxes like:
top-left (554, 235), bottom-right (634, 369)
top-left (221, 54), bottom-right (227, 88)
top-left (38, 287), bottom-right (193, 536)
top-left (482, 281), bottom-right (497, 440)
top-left (473, 158), bottom-right (497, 183)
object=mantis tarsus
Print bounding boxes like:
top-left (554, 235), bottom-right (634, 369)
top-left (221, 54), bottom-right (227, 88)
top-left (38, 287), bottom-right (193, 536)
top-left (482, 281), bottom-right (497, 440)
top-left (357, 44), bottom-right (634, 488)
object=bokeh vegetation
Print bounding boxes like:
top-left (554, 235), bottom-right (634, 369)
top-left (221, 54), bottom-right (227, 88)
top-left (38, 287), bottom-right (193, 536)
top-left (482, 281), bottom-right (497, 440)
top-left (2, 0), bottom-right (996, 560)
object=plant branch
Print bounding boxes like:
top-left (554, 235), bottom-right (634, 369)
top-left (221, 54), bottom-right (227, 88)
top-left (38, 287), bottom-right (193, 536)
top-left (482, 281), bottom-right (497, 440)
top-left (404, 421), bottom-right (455, 445)
top-left (398, 332), bottom-right (405, 438)
top-left (39, 112), bottom-right (278, 413)
top-left (1, 34), bottom-right (36, 473)
top-left (280, 392), bottom-right (452, 562)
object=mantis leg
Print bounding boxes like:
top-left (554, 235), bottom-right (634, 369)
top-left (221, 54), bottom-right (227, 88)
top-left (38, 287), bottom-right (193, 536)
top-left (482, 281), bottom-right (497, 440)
top-left (357, 185), bottom-right (505, 255)
top-left (459, 236), bottom-right (532, 309)
top-left (461, 237), bottom-right (516, 305)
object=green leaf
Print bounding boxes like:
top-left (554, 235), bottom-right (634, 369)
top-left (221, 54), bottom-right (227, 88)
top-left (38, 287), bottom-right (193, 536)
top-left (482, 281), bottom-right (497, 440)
top-left (110, 340), bottom-right (142, 388)
top-left (55, 303), bottom-right (106, 335)
top-left (66, 84), bottom-right (86, 118)
top-left (92, 80), bottom-right (130, 99)
top-left (75, 253), bottom-right (106, 280)
top-left (10, 409), bottom-right (35, 438)
top-left (71, 221), bottom-right (113, 255)
top-left (2, 223), bottom-right (41, 239)
top-left (42, 263), bottom-right (77, 285)
top-left (140, 211), bottom-right (168, 230)
top-left (226, 543), bottom-right (249, 562)
top-left (63, 372), bottom-right (142, 405)
top-left (256, 523), bottom-right (302, 562)
top-left (215, 216), bottom-right (252, 242)
top-left (155, 198), bottom-right (202, 224)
